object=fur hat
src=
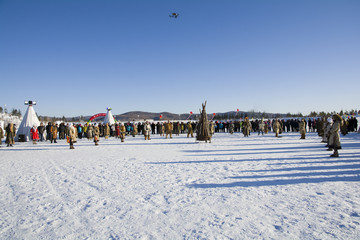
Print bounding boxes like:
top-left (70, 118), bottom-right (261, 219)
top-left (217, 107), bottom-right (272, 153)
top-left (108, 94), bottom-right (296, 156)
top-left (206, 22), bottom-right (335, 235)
top-left (332, 114), bottom-right (342, 122)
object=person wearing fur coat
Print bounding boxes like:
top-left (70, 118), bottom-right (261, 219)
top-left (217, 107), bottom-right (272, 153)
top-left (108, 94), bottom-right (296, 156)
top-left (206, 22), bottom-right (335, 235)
top-left (120, 123), bottom-right (126, 142)
top-left (272, 119), bottom-right (281, 138)
top-left (143, 121), bottom-right (151, 140)
top-left (104, 123), bottom-right (110, 139)
top-left (132, 123), bottom-right (138, 137)
top-left (165, 121), bottom-right (173, 139)
top-left (69, 124), bottom-right (77, 149)
top-left (5, 123), bottom-right (15, 147)
top-left (327, 114), bottom-right (343, 157)
top-left (299, 119), bottom-right (306, 139)
top-left (93, 124), bottom-right (100, 146)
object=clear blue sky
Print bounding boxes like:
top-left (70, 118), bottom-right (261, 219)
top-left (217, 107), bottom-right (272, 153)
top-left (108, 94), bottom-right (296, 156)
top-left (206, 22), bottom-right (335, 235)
top-left (1, 0), bottom-right (359, 117)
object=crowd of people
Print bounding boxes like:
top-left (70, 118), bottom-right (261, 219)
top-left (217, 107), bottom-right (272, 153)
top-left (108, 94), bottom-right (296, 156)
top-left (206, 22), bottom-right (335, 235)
top-left (0, 116), bottom-right (358, 157)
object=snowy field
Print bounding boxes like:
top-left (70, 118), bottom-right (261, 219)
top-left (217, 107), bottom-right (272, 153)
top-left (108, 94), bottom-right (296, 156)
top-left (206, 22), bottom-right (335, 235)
top-left (1, 132), bottom-right (360, 240)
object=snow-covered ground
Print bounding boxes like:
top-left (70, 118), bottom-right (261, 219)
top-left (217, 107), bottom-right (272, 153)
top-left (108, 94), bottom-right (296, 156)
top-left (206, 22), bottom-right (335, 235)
top-left (1, 131), bottom-right (359, 239)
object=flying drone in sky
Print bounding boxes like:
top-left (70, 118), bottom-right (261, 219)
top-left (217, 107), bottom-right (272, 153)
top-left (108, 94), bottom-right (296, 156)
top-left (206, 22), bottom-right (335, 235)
top-left (169, 13), bottom-right (179, 18)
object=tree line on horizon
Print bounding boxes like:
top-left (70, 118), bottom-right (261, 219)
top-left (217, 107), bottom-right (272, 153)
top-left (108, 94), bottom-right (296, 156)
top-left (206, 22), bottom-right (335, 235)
top-left (1, 107), bottom-right (358, 122)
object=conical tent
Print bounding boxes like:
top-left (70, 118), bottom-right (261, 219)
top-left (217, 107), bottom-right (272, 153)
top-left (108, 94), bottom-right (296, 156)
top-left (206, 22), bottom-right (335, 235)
top-left (103, 108), bottom-right (116, 125)
top-left (15, 105), bottom-right (40, 142)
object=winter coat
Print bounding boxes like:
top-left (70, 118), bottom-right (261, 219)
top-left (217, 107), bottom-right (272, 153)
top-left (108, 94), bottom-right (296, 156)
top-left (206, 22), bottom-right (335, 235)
top-left (30, 127), bottom-right (39, 140)
top-left (37, 125), bottom-right (45, 134)
top-left (329, 115), bottom-right (342, 149)
top-left (143, 123), bottom-right (151, 136)
top-left (210, 122), bottom-right (215, 135)
top-left (115, 124), bottom-right (120, 137)
top-left (5, 124), bottom-right (15, 145)
top-left (87, 126), bottom-right (93, 138)
top-left (243, 119), bottom-right (251, 136)
top-left (93, 126), bottom-right (100, 142)
top-left (104, 124), bottom-right (110, 137)
top-left (165, 122), bottom-right (173, 133)
top-left (0, 127), bottom-right (4, 139)
top-left (69, 125), bottom-right (77, 142)
top-left (273, 121), bottom-right (281, 135)
top-left (299, 120), bottom-right (306, 134)
top-left (258, 122), bottom-right (265, 132)
top-left (51, 124), bottom-right (58, 140)
top-left (132, 124), bottom-right (138, 135)
top-left (120, 125), bottom-right (126, 134)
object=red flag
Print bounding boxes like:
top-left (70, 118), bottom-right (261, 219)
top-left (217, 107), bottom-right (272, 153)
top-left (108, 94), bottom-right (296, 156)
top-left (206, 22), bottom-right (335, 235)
top-left (186, 112), bottom-right (193, 120)
top-left (160, 115), bottom-right (163, 119)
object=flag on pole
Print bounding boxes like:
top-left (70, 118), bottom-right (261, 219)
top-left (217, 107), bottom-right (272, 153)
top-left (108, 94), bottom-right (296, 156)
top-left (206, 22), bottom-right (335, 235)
top-left (186, 111), bottom-right (193, 120)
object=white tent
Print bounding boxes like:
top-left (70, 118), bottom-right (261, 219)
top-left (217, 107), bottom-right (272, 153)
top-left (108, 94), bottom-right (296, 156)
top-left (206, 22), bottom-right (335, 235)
top-left (103, 108), bottom-right (116, 125)
top-left (15, 105), bottom-right (40, 142)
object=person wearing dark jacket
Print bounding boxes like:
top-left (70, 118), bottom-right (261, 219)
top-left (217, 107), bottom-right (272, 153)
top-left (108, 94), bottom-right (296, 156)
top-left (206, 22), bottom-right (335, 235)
top-left (37, 122), bottom-right (45, 141)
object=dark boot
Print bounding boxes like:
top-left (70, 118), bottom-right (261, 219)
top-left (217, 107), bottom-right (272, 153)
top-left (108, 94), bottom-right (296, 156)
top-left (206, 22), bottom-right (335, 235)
top-left (330, 150), bottom-right (339, 157)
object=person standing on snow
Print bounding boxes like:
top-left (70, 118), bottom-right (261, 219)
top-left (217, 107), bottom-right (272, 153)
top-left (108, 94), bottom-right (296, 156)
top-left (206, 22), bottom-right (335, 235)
top-left (229, 121), bottom-right (234, 134)
top-left (165, 121), bottom-right (173, 139)
top-left (30, 125), bottom-right (39, 144)
top-left (0, 125), bottom-right (4, 147)
top-left (187, 121), bottom-right (194, 138)
top-left (243, 117), bottom-right (251, 137)
top-left (104, 123), bottom-right (110, 139)
top-left (46, 122), bottom-right (52, 141)
top-left (327, 114), bottom-right (343, 157)
top-left (120, 123), bottom-right (126, 142)
top-left (93, 124), bottom-right (100, 146)
top-left (69, 124), bottom-right (77, 149)
top-left (132, 123), bottom-right (138, 137)
top-left (144, 121), bottom-right (151, 140)
top-left (50, 123), bottom-right (58, 143)
top-left (87, 124), bottom-right (93, 140)
top-left (5, 123), bottom-right (15, 147)
top-left (258, 119), bottom-right (265, 135)
top-left (37, 122), bottom-right (45, 142)
top-left (273, 119), bottom-right (281, 138)
top-left (299, 119), bottom-right (306, 139)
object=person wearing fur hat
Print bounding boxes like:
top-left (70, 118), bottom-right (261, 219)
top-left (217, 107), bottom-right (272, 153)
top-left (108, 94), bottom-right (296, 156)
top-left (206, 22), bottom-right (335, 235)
top-left (328, 114), bottom-right (343, 157)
